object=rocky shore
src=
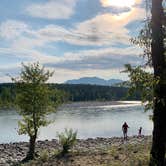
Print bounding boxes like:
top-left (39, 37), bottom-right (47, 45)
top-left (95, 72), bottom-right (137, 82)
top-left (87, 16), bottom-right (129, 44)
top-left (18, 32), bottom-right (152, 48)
top-left (0, 135), bottom-right (151, 166)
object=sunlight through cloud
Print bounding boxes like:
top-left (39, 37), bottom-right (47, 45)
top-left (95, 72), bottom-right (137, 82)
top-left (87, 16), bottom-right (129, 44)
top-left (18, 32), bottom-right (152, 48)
top-left (101, 0), bottom-right (141, 8)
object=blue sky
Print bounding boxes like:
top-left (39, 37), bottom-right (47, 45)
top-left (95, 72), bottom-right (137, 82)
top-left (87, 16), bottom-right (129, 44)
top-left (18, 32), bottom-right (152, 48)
top-left (0, 0), bottom-right (146, 83)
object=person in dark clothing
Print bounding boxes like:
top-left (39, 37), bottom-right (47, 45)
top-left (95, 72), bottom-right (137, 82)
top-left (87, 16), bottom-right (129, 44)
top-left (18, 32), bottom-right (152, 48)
top-left (122, 122), bottom-right (129, 140)
top-left (138, 127), bottom-right (142, 137)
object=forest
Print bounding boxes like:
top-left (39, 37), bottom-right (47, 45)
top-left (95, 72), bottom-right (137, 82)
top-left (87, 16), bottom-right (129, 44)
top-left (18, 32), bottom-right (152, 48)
top-left (0, 83), bottom-right (140, 108)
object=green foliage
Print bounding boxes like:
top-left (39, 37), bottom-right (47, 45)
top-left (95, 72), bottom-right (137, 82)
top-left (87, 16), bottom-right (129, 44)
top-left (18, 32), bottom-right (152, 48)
top-left (124, 64), bottom-right (158, 110)
top-left (57, 128), bottom-right (77, 155)
top-left (130, 21), bottom-right (152, 66)
top-left (0, 85), bottom-right (16, 109)
top-left (0, 83), bottom-right (69, 110)
top-left (13, 63), bottom-right (58, 137)
top-left (39, 150), bottom-right (49, 162)
top-left (123, 2), bottom-right (166, 111)
top-left (11, 62), bottom-right (65, 161)
top-left (130, 8), bottom-right (166, 66)
top-left (0, 83), bottom-right (141, 104)
top-left (124, 6), bottom-right (166, 111)
top-left (53, 84), bottom-right (141, 101)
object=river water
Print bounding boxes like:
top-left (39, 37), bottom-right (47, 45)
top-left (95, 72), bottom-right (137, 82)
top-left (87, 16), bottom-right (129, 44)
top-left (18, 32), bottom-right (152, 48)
top-left (0, 101), bottom-right (153, 143)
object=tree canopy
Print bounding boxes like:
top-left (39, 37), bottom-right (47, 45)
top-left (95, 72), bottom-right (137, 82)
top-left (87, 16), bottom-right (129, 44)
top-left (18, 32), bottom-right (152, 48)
top-left (13, 62), bottom-right (62, 161)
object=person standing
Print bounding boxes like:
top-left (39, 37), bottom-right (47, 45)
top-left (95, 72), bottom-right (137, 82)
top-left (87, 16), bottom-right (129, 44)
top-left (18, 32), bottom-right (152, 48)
top-left (122, 122), bottom-right (129, 141)
top-left (138, 127), bottom-right (142, 138)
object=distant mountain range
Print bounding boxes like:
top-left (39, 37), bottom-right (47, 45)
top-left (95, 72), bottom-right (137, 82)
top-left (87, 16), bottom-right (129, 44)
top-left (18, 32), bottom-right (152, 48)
top-left (65, 77), bottom-right (123, 86)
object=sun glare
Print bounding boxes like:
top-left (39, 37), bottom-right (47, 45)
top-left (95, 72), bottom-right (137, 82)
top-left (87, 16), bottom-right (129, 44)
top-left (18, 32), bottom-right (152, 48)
top-left (107, 0), bottom-right (135, 8)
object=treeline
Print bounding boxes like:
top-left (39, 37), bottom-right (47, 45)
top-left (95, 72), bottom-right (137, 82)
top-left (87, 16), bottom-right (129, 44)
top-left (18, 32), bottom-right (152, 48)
top-left (51, 84), bottom-right (141, 101)
top-left (0, 83), bottom-right (68, 109)
top-left (0, 83), bottom-right (140, 107)
top-left (0, 83), bottom-right (16, 108)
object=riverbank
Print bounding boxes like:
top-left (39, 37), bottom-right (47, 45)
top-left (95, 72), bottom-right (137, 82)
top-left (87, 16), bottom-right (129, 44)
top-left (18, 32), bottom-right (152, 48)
top-left (0, 135), bottom-right (151, 166)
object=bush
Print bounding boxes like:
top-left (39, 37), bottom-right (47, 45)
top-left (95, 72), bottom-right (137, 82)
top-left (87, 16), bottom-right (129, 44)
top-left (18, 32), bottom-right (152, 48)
top-left (39, 150), bottom-right (49, 162)
top-left (57, 128), bottom-right (77, 155)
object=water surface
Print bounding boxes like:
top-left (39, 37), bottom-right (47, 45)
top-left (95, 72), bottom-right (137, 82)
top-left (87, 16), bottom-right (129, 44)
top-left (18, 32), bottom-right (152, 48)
top-left (0, 101), bottom-right (153, 143)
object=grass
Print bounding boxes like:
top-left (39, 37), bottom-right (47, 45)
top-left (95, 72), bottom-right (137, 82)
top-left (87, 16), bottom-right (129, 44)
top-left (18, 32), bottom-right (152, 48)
top-left (108, 143), bottom-right (150, 166)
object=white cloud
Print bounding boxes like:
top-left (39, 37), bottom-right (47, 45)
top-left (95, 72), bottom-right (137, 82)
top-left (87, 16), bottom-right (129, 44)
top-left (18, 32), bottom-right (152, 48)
top-left (45, 46), bottom-right (143, 70)
top-left (47, 67), bottom-right (129, 83)
top-left (0, 2), bottom-right (146, 51)
top-left (0, 75), bottom-right (12, 83)
top-left (0, 65), bottom-right (128, 83)
top-left (0, 1), bottom-right (146, 82)
top-left (60, 46), bottom-right (141, 63)
top-left (0, 20), bottom-right (28, 40)
top-left (26, 0), bottom-right (77, 20)
top-left (100, 0), bottom-right (142, 8)
top-left (35, 5), bottom-right (145, 46)
top-left (0, 47), bottom-right (61, 64)
top-left (71, 6), bottom-right (145, 46)
top-left (0, 5), bottom-right (145, 47)
top-left (0, 14), bottom-right (144, 82)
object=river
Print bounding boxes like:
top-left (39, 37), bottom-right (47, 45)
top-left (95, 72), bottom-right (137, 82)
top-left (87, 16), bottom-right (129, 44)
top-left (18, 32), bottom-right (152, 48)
top-left (0, 101), bottom-right (153, 143)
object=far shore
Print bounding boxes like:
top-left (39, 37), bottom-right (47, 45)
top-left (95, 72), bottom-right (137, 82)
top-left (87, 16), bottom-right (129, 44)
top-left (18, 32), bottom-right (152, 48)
top-left (59, 100), bottom-right (142, 108)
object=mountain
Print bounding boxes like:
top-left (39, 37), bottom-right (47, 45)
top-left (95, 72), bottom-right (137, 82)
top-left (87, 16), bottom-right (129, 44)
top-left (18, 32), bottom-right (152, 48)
top-left (65, 77), bottom-right (123, 86)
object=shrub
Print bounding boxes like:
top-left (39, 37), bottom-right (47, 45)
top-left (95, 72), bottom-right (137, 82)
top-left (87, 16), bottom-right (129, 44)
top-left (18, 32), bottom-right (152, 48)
top-left (39, 150), bottom-right (49, 162)
top-left (57, 128), bottom-right (77, 155)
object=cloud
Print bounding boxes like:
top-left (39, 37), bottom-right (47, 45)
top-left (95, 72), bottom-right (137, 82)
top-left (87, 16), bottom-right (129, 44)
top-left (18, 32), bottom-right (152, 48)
top-left (0, 20), bottom-right (60, 62)
top-left (36, 19), bottom-right (120, 46)
top-left (0, 1), bottom-right (145, 51)
top-left (0, 8), bottom-right (145, 82)
top-left (0, 64), bottom-right (21, 83)
top-left (0, 0), bottom-right (146, 83)
top-left (0, 47), bottom-right (61, 64)
top-left (0, 20), bottom-right (28, 40)
top-left (0, 65), bottom-right (128, 83)
top-left (47, 67), bottom-right (130, 83)
top-left (36, 5), bottom-right (145, 46)
top-left (0, 75), bottom-right (12, 83)
top-left (45, 46), bottom-right (143, 70)
top-left (26, 0), bottom-right (77, 20)
top-left (100, 0), bottom-right (142, 8)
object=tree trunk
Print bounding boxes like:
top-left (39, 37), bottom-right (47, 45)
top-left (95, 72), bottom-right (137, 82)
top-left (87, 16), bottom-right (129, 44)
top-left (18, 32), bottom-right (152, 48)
top-left (22, 135), bottom-right (37, 162)
top-left (150, 0), bottom-right (166, 165)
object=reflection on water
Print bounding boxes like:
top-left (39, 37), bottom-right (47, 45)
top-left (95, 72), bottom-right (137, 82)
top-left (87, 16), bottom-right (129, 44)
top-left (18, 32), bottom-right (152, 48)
top-left (0, 102), bottom-right (153, 143)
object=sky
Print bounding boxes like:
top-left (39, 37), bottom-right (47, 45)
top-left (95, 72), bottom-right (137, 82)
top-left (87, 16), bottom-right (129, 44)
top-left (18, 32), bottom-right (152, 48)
top-left (0, 0), bottom-right (146, 83)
